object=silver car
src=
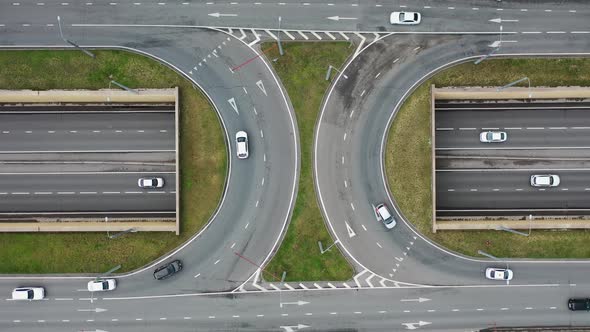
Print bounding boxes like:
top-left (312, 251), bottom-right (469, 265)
top-left (530, 174), bottom-right (560, 187)
top-left (479, 131), bottom-right (507, 143)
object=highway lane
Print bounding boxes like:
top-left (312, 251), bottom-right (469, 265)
top-left (0, 173), bottom-right (175, 213)
top-left (437, 169), bottom-right (590, 212)
top-left (0, 112), bottom-right (175, 152)
top-left (0, 286), bottom-right (588, 332)
top-left (1, 0), bottom-right (589, 33)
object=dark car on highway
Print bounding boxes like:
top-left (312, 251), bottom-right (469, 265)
top-left (568, 298), bottom-right (590, 311)
top-left (153, 260), bottom-right (183, 280)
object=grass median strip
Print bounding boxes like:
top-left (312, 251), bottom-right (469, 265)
top-left (386, 58), bottom-right (590, 258)
top-left (0, 50), bottom-right (226, 273)
top-left (263, 42), bottom-right (354, 282)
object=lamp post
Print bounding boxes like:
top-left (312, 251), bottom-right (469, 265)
top-left (277, 16), bottom-right (284, 56)
top-left (478, 250), bottom-right (509, 270)
top-left (318, 239), bottom-right (340, 254)
top-left (497, 76), bottom-right (532, 99)
top-left (56, 16), bottom-right (96, 58)
top-left (110, 80), bottom-right (139, 94)
top-left (325, 65), bottom-right (348, 81)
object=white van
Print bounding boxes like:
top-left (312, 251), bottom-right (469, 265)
top-left (11, 287), bottom-right (45, 300)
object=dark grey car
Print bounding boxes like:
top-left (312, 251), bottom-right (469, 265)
top-left (153, 260), bottom-right (183, 280)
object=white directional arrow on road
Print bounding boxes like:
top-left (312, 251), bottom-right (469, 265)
top-left (256, 80), bottom-right (267, 96)
top-left (280, 324), bottom-right (310, 332)
top-left (489, 18), bottom-right (519, 23)
top-left (77, 308), bottom-right (107, 313)
top-left (280, 300), bottom-right (309, 308)
top-left (345, 221), bottom-right (356, 238)
top-left (208, 12), bottom-right (238, 18)
top-left (401, 297), bottom-right (430, 303)
top-left (402, 321), bottom-right (431, 330)
top-left (326, 16), bottom-right (358, 21)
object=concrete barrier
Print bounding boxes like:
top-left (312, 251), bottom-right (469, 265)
top-left (0, 89), bottom-right (176, 103)
top-left (0, 221), bottom-right (176, 232)
top-left (434, 86), bottom-right (590, 100)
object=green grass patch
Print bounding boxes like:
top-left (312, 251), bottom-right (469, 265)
top-left (263, 42), bottom-right (354, 281)
top-left (0, 50), bottom-right (226, 273)
top-left (386, 58), bottom-right (590, 258)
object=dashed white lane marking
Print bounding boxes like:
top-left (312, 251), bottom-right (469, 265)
top-left (376, 242), bottom-right (382, 248)
top-left (360, 90), bottom-right (366, 97)
top-left (62, 319), bottom-right (69, 322)
top-left (452, 309), bottom-right (460, 312)
top-left (413, 46), bottom-right (421, 51)
top-left (214, 259), bottom-right (220, 265)
top-left (493, 189), bottom-right (500, 191)
top-left (244, 222), bottom-right (249, 229)
top-left (13, 320), bottom-right (21, 323)
top-left (12, 192), bottom-right (29, 195)
top-left (344, 180), bottom-right (348, 188)
top-left (342, 156), bottom-right (345, 164)
top-left (194, 273), bottom-right (201, 278)
top-left (260, 130), bottom-right (264, 138)
top-left (470, 189), bottom-right (477, 192)
top-left (547, 31), bottom-right (566, 34)
top-left (501, 308), bottom-right (509, 311)
top-left (350, 202), bottom-right (355, 211)
top-left (305, 313), bottom-right (313, 316)
top-left (103, 191), bottom-right (120, 194)
top-left (379, 310), bottom-right (387, 314)
top-left (232, 315), bottom-right (240, 318)
top-left (549, 127), bottom-right (567, 130)
top-left (427, 309), bottom-right (436, 312)
top-left (230, 242), bottom-right (236, 249)
top-left (34, 192), bottom-right (52, 195)
top-left (520, 9), bottom-right (528, 11)
top-left (448, 7), bottom-right (455, 9)
top-left (544, 9), bottom-right (552, 12)
top-left (87, 319), bottom-right (95, 322)
top-left (572, 127), bottom-right (590, 129)
top-left (476, 308), bottom-right (484, 311)
top-left (393, 58), bottom-right (399, 63)
top-left (561, 188), bottom-right (569, 191)
top-left (255, 200), bottom-right (259, 207)
top-left (330, 312), bottom-right (337, 315)
top-left (361, 224), bottom-right (367, 231)
top-left (424, 6), bottom-right (431, 8)
top-left (459, 127), bottom-right (476, 130)
top-left (525, 307), bottom-right (533, 310)
top-left (159, 317), bottom-right (167, 320)
top-left (550, 306), bottom-right (557, 309)
top-left (472, 7), bottom-right (479, 10)
top-left (526, 127), bottom-right (544, 130)
top-left (515, 188), bottom-right (523, 191)
top-left (569, 10), bottom-right (577, 13)
top-left (504, 127), bottom-right (522, 130)
top-left (403, 310), bottom-right (411, 313)
top-left (436, 128), bottom-right (454, 131)
top-left (343, 133), bottom-right (347, 141)
top-left (208, 316), bottom-right (215, 319)
top-left (55, 298), bottom-right (73, 300)
top-left (374, 72), bottom-right (381, 79)
top-left (481, 127), bottom-right (499, 130)
top-left (261, 177), bottom-right (265, 186)
top-left (572, 31), bottom-right (590, 34)
top-left (447, 189), bottom-right (455, 192)
top-left (256, 314), bottom-right (264, 317)
top-left (522, 31), bottom-right (542, 34)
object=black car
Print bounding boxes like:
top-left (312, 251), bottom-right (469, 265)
top-left (153, 260), bottom-right (183, 280)
top-left (568, 298), bottom-right (590, 311)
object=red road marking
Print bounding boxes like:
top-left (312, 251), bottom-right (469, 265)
top-left (231, 44), bottom-right (277, 72)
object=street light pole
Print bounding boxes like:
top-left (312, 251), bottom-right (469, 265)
top-left (478, 250), bottom-right (509, 270)
top-left (56, 16), bottom-right (96, 58)
top-left (325, 65), bottom-right (348, 81)
top-left (277, 16), bottom-right (284, 56)
top-left (318, 239), bottom-right (340, 254)
top-left (497, 76), bottom-right (532, 99)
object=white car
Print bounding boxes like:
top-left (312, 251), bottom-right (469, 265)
top-left (530, 174), bottom-right (560, 187)
top-left (390, 11), bottom-right (421, 25)
top-left (138, 177), bottom-right (164, 188)
top-left (375, 203), bottom-right (397, 229)
top-left (480, 131), bottom-right (507, 143)
top-left (11, 287), bottom-right (45, 300)
top-left (485, 268), bottom-right (513, 281)
top-left (236, 131), bottom-right (249, 159)
top-left (87, 279), bottom-right (117, 292)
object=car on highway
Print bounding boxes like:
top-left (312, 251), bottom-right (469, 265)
top-left (479, 131), bottom-right (507, 143)
top-left (153, 259), bottom-right (183, 280)
top-left (236, 131), bottom-right (249, 159)
top-left (568, 298), bottom-right (590, 311)
top-left (87, 279), bottom-right (117, 292)
top-left (485, 267), bottom-right (513, 281)
top-left (530, 174), bottom-right (560, 187)
top-left (138, 177), bottom-right (165, 189)
top-left (11, 287), bottom-right (45, 300)
top-left (390, 11), bottom-right (421, 25)
top-left (375, 203), bottom-right (397, 229)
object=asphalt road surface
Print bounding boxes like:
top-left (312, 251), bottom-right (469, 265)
top-left (0, 173), bottom-right (176, 213)
top-left (0, 112), bottom-right (175, 152)
top-left (1, 0), bottom-right (590, 331)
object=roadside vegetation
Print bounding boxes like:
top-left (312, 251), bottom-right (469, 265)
top-left (386, 58), bottom-right (590, 258)
top-left (0, 50), bottom-right (226, 273)
top-left (263, 42), bottom-right (354, 281)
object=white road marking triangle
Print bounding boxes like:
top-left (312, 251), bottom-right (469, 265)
top-left (256, 80), bottom-right (267, 96)
top-left (345, 221), bottom-right (356, 238)
top-left (228, 97), bottom-right (239, 115)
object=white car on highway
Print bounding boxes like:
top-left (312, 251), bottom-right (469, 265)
top-left (138, 177), bottom-right (164, 189)
top-left (236, 131), bottom-right (249, 159)
top-left (479, 131), bottom-right (507, 143)
top-left (87, 279), bottom-right (117, 292)
top-left (375, 203), bottom-right (397, 229)
top-left (530, 174), bottom-right (560, 187)
top-left (485, 268), bottom-right (513, 281)
top-left (390, 11), bottom-right (421, 25)
top-left (11, 287), bottom-right (45, 300)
